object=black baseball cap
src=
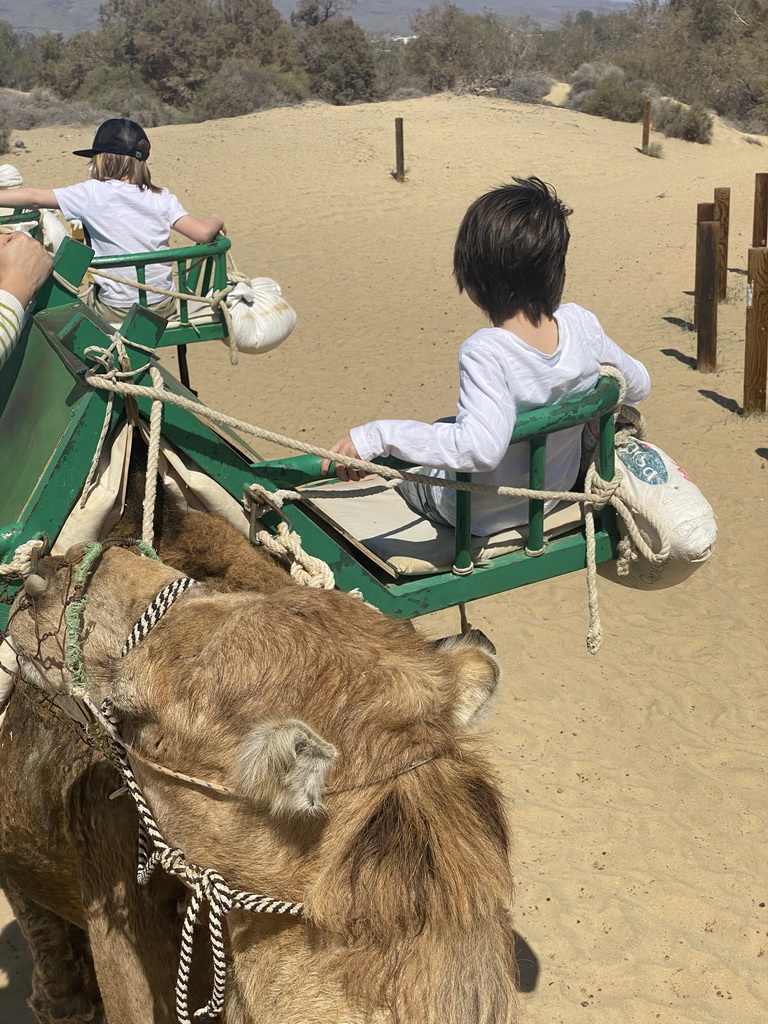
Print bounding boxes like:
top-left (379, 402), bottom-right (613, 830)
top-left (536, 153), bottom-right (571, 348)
top-left (73, 119), bottom-right (150, 161)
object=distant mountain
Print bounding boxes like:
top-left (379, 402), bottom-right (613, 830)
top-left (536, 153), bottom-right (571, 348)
top-left (1, 0), bottom-right (626, 37)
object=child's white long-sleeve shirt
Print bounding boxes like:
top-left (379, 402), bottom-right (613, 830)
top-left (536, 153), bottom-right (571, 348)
top-left (350, 303), bottom-right (651, 535)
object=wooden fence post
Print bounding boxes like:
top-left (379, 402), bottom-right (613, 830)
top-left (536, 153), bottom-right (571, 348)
top-left (752, 173), bottom-right (768, 247)
top-left (696, 217), bottom-right (719, 372)
top-left (395, 118), bottom-right (404, 184)
top-left (641, 101), bottom-right (651, 151)
top-left (744, 246), bottom-right (768, 414)
top-left (694, 201), bottom-right (715, 329)
top-left (713, 186), bottom-right (730, 302)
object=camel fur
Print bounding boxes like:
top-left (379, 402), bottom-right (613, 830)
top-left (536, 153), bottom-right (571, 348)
top-left (0, 520), bottom-right (519, 1024)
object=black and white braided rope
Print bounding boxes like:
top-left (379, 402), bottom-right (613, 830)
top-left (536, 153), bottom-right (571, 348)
top-left (120, 577), bottom-right (198, 658)
top-left (84, 696), bottom-right (305, 1024)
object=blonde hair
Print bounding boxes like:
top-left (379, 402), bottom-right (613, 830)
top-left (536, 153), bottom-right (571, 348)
top-left (89, 151), bottom-right (162, 194)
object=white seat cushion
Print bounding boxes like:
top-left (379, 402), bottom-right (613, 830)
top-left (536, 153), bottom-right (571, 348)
top-left (301, 477), bottom-right (584, 576)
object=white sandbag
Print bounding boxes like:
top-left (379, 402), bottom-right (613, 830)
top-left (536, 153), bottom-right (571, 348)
top-left (40, 209), bottom-right (69, 254)
top-left (222, 277), bottom-right (296, 355)
top-left (0, 164), bottom-right (23, 189)
top-left (599, 438), bottom-right (717, 589)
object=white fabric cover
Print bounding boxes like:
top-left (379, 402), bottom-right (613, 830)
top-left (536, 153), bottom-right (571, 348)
top-left (598, 438), bottom-right (716, 589)
top-left (0, 164), bottom-right (23, 189)
top-left (52, 420), bottom-right (248, 557)
top-left (223, 277), bottom-right (296, 354)
top-left (303, 477), bottom-right (584, 576)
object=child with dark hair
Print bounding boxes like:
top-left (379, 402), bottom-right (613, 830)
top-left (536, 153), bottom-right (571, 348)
top-left (0, 119), bottom-right (224, 323)
top-left (322, 176), bottom-right (651, 535)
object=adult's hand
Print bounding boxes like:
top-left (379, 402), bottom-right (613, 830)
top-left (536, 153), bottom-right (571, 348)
top-left (0, 232), bottom-right (53, 308)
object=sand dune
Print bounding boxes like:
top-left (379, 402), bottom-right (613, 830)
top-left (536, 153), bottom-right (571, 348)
top-left (1, 95), bottom-right (766, 1024)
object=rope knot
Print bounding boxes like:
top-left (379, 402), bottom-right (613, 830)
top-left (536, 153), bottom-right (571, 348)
top-left (584, 469), bottom-right (622, 512)
top-left (200, 869), bottom-right (233, 916)
top-left (159, 847), bottom-right (189, 877)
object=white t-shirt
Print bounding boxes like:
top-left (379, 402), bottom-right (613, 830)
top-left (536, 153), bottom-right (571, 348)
top-left (350, 303), bottom-right (651, 535)
top-left (53, 179), bottom-right (188, 309)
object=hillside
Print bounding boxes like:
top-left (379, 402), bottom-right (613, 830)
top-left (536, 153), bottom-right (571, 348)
top-left (1, 0), bottom-right (626, 36)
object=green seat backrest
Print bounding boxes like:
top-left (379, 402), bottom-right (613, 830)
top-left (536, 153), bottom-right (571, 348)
top-left (90, 235), bottom-right (231, 347)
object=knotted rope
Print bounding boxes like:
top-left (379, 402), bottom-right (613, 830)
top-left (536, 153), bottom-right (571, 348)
top-left (0, 537), bottom-right (46, 578)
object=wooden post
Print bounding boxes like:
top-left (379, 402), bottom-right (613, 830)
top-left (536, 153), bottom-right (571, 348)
top-left (395, 118), bottom-right (404, 184)
top-left (696, 217), bottom-right (719, 372)
top-left (752, 173), bottom-right (768, 247)
top-left (744, 246), bottom-right (768, 414)
top-left (641, 101), bottom-right (651, 151)
top-left (694, 201), bottom-right (715, 329)
top-left (713, 186), bottom-right (730, 303)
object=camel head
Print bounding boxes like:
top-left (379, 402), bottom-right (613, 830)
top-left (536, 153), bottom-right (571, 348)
top-left (8, 541), bottom-right (517, 1024)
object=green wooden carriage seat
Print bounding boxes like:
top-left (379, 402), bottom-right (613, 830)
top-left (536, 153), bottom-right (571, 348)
top-left (0, 211), bottom-right (231, 389)
top-left (1, 236), bottom-right (622, 628)
top-left (244, 380), bottom-right (620, 619)
top-left (0, 237), bottom-right (248, 627)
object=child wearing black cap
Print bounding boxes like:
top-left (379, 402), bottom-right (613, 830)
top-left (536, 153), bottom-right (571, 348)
top-left (1, 118), bottom-right (224, 323)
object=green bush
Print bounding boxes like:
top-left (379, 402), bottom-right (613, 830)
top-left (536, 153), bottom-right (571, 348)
top-left (653, 99), bottom-right (713, 144)
top-left (577, 71), bottom-right (647, 123)
top-left (76, 66), bottom-right (176, 127)
top-left (298, 18), bottom-right (376, 105)
top-left (189, 59), bottom-right (306, 121)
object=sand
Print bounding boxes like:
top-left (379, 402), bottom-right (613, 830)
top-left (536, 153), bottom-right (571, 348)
top-left (1, 95), bottom-right (766, 1024)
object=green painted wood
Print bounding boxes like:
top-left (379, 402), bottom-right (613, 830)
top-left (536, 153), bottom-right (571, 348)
top-left (527, 435), bottom-right (547, 553)
top-left (33, 237), bottom-right (94, 312)
top-left (245, 374), bottom-right (622, 616)
top-left (453, 473), bottom-right (473, 573)
top-left (90, 235), bottom-right (232, 349)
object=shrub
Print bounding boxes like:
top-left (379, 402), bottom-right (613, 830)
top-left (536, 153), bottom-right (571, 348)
top-left (576, 71), bottom-right (647, 123)
top-left (76, 66), bottom-right (177, 127)
top-left (0, 88), bottom-right (113, 130)
top-left (189, 59), bottom-right (305, 121)
top-left (653, 99), bottom-right (713, 143)
top-left (567, 62), bottom-right (625, 103)
top-left (642, 141), bottom-right (664, 158)
top-left (0, 114), bottom-right (9, 154)
top-left (493, 70), bottom-right (553, 104)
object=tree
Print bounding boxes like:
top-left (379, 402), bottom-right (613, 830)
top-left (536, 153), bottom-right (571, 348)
top-left (298, 17), bottom-right (375, 104)
top-left (405, 3), bottom-right (542, 92)
top-left (290, 0), bottom-right (356, 28)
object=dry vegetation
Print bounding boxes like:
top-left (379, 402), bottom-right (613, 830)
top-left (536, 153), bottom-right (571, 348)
top-left (0, 0), bottom-right (760, 148)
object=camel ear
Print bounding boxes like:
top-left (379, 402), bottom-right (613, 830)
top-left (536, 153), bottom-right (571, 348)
top-left (436, 630), bottom-right (501, 728)
top-left (236, 719), bottom-right (338, 817)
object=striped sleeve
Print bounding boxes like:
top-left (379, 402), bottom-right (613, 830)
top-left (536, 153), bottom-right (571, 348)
top-left (0, 289), bottom-right (24, 371)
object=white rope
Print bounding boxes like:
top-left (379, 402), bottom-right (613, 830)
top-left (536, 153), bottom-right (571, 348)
top-left (0, 538), bottom-right (46, 578)
top-left (87, 267), bottom-right (248, 365)
top-left (142, 365), bottom-right (164, 546)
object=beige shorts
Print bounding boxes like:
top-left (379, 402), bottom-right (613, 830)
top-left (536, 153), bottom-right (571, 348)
top-left (92, 293), bottom-right (177, 326)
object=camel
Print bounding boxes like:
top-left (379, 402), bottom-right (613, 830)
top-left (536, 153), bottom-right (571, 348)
top-left (0, 514), bottom-right (519, 1024)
